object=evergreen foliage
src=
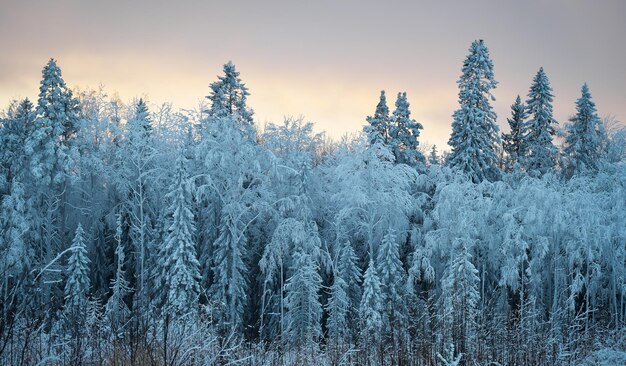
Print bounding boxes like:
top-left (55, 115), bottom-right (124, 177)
top-left (563, 83), bottom-right (606, 175)
top-left (446, 40), bottom-right (500, 182)
top-left (502, 95), bottom-right (528, 170)
top-left (522, 67), bottom-right (558, 176)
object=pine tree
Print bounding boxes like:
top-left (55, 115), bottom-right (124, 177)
top-left (26, 59), bottom-right (80, 186)
top-left (207, 62), bottom-right (254, 128)
top-left (502, 96), bottom-right (528, 170)
top-left (428, 145), bottom-right (440, 166)
top-left (389, 92), bottom-right (425, 168)
top-left (446, 40), bottom-right (500, 182)
top-left (522, 67), bottom-right (558, 176)
top-left (359, 259), bottom-right (383, 344)
top-left (364, 90), bottom-right (391, 147)
top-left (563, 83), bottom-right (605, 175)
top-left (157, 153), bottom-right (201, 317)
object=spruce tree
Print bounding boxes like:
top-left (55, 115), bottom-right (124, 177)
top-left (25, 61), bottom-right (80, 313)
top-left (389, 92), bottom-right (425, 168)
top-left (376, 229), bottom-right (407, 342)
top-left (563, 83), bottom-right (605, 175)
top-left (364, 90), bottom-right (391, 147)
top-left (359, 259), bottom-right (383, 344)
top-left (326, 272), bottom-right (349, 342)
top-left (327, 240), bottom-right (361, 343)
top-left (0, 180), bottom-right (30, 280)
top-left (446, 40), bottom-right (500, 182)
top-left (502, 96), bottom-right (528, 170)
top-left (157, 153), bottom-right (201, 317)
top-left (0, 99), bottom-right (34, 188)
top-left (428, 145), bottom-right (440, 166)
top-left (211, 202), bottom-right (248, 333)
top-left (207, 62), bottom-right (254, 128)
top-left (27, 59), bottom-right (80, 186)
top-left (129, 98), bottom-right (152, 141)
top-left (64, 224), bottom-right (90, 313)
top-left (284, 231), bottom-right (323, 348)
top-left (522, 67), bottom-right (558, 176)
top-left (63, 224), bottom-right (90, 363)
top-left (337, 241), bottom-right (362, 328)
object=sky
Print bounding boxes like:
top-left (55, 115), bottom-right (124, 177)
top-left (0, 0), bottom-right (625, 150)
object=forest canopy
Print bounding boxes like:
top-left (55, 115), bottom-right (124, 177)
top-left (0, 41), bottom-right (625, 366)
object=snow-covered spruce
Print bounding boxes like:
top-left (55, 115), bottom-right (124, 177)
top-left (446, 39), bottom-right (501, 182)
top-left (522, 67), bottom-right (558, 176)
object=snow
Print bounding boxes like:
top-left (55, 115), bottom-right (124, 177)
top-left (0, 45), bottom-right (624, 365)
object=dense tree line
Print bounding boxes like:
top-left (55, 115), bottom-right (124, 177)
top-left (0, 41), bottom-right (624, 365)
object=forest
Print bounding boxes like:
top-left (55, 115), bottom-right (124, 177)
top-left (0, 40), bottom-right (625, 365)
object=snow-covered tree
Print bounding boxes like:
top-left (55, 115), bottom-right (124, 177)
top-left (327, 247), bottom-right (361, 364)
top-left (0, 99), bottom-right (35, 189)
top-left (207, 61), bottom-right (254, 137)
top-left (377, 229), bottom-right (407, 325)
top-left (72, 86), bottom-right (122, 299)
top-left (0, 181), bottom-right (31, 359)
top-left (198, 110), bottom-right (267, 338)
top-left (157, 152), bottom-right (201, 317)
top-left (130, 98), bottom-right (152, 140)
top-left (446, 40), bottom-right (500, 182)
top-left (116, 99), bottom-right (157, 308)
top-left (211, 202), bottom-right (249, 333)
top-left (105, 215), bottom-right (131, 340)
top-left (0, 180), bottom-right (30, 282)
top-left (522, 67), bottom-right (558, 176)
top-left (359, 259), bottom-right (383, 345)
top-left (326, 271), bottom-right (350, 342)
top-left (64, 223), bottom-right (91, 363)
top-left (364, 90), bottom-right (391, 147)
top-left (337, 240), bottom-right (362, 330)
top-left (64, 224), bottom-right (91, 313)
top-left (389, 92), bottom-right (425, 168)
top-left (563, 83), bottom-right (605, 175)
top-left (284, 223), bottom-right (323, 348)
top-left (502, 95), bottom-right (528, 170)
top-left (428, 145), bottom-right (440, 166)
top-left (23, 61), bottom-right (81, 317)
top-left (26, 59), bottom-right (80, 187)
top-left (437, 344), bottom-right (463, 366)
top-left (440, 237), bottom-right (480, 362)
top-left (376, 228), bottom-right (407, 354)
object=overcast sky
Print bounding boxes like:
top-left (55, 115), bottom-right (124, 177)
top-left (1, 0), bottom-right (624, 149)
